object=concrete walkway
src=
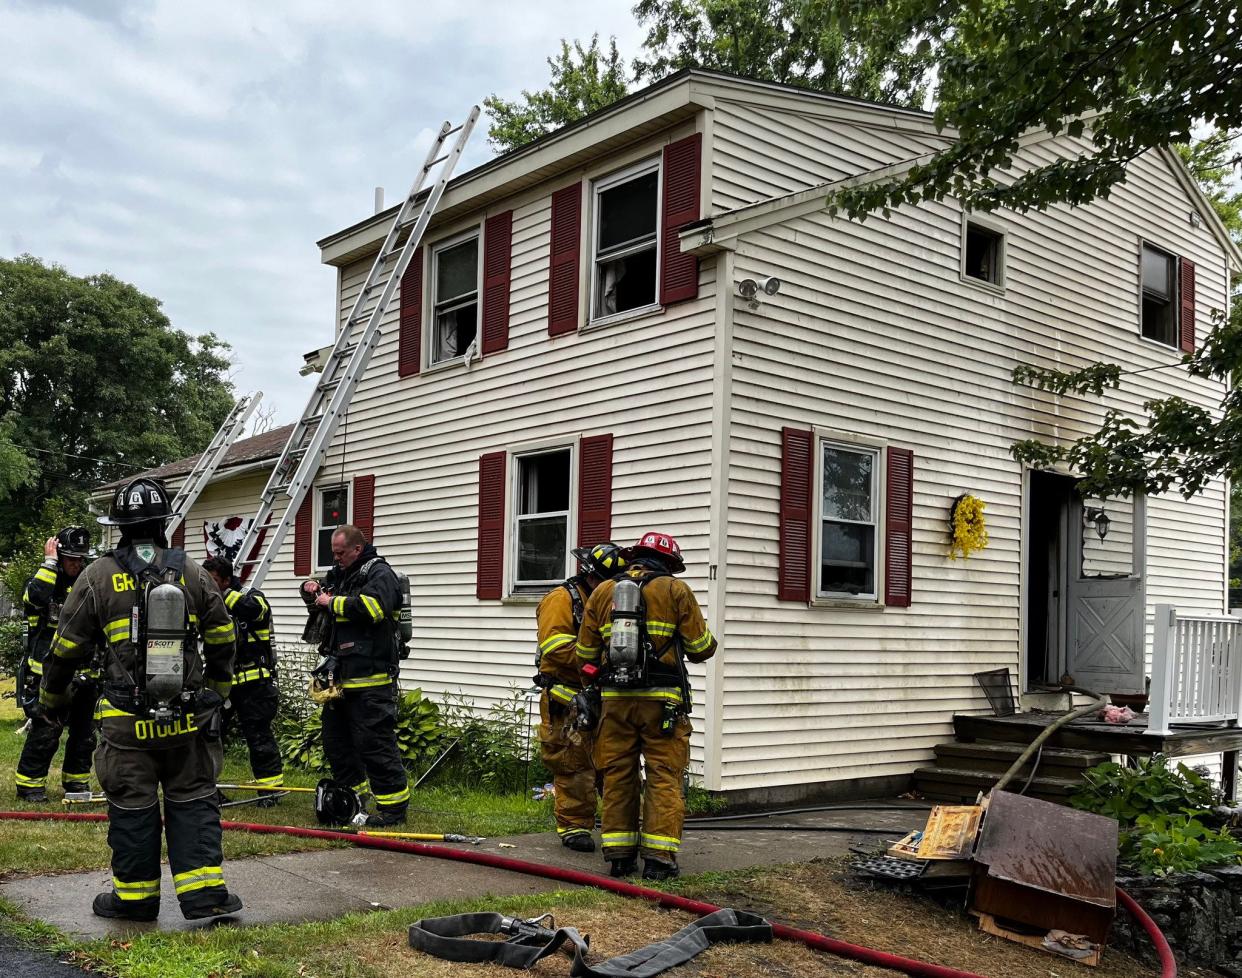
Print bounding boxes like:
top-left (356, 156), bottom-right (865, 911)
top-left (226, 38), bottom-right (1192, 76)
top-left (1, 803), bottom-right (924, 940)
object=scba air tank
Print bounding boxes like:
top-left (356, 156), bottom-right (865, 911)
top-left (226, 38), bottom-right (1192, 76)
top-left (394, 569), bottom-right (412, 643)
top-left (145, 582), bottom-right (187, 713)
top-left (608, 577), bottom-right (642, 684)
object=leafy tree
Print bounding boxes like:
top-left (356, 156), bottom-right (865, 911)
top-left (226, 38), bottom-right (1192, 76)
top-left (835, 1), bottom-right (1242, 217)
top-left (484, 2), bottom-right (935, 152)
top-left (1008, 130), bottom-right (1242, 504)
top-left (0, 255), bottom-right (234, 558)
top-left (0, 494), bottom-right (92, 612)
top-left (632, 0), bottom-right (934, 106)
top-left (485, 37), bottom-right (629, 152)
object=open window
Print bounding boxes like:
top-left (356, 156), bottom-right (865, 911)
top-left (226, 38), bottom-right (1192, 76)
top-left (315, 484), bottom-right (349, 569)
top-left (1141, 243), bottom-right (1178, 346)
top-left (962, 219), bottom-right (1004, 288)
top-left (512, 447), bottom-right (572, 589)
top-left (818, 442), bottom-right (880, 599)
top-left (591, 160), bottom-right (659, 321)
top-left (431, 230), bottom-right (479, 365)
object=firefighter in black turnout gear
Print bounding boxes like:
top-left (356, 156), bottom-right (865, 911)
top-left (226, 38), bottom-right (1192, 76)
top-left (301, 524), bottom-right (408, 827)
top-left (204, 556), bottom-right (284, 804)
top-left (41, 477), bottom-right (243, 922)
top-left (15, 526), bottom-right (96, 801)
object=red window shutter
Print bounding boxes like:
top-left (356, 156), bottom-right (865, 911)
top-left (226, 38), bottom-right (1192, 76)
top-left (477, 452), bottom-right (506, 600)
top-left (353, 474), bottom-right (376, 543)
top-left (482, 210), bottom-right (513, 355)
top-left (884, 448), bottom-right (914, 609)
top-left (660, 132), bottom-right (702, 306)
top-left (548, 182), bottom-right (581, 336)
top-left (1179, 257), bottom-right (1196, 354)
top-left (293, 492), bottom-right (313, 577)
top-left (171, 519), bottom-right (186, 549)
top-left (577, 434), bottom-right (614, 546)
top-left (778, 427), bottom-right (813, 602)
top-left (398, 248), bottom-right (423, 377)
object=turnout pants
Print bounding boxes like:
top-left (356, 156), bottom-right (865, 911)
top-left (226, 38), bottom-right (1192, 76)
top-left (223, 680), bottom-right (283, 788)
top-left (538, 692), bottom-right (596, 841)
top-left (593, 697), bottom-right (691, 867)
top-left (321, 682), bottom-right (409, 813)
top-left (16, 683), bottom-right (97, 794)
top-left (95, 735), bottom-right (233, 915)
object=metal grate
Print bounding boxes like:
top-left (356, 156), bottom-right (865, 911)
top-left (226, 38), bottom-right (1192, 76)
top-left (853, 856), bottom-right (925, 881)
top-left (974, 667), bottom-right (1017, 717)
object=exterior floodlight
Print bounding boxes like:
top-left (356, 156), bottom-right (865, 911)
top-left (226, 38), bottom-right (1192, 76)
top-left (759, 276), bottom-right (781, 296)
top-left (736, 278), bottom-right (759, 299)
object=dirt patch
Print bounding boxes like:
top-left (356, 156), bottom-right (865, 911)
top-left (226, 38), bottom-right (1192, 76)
top-left (682, 858), bottom-right (1219, 978)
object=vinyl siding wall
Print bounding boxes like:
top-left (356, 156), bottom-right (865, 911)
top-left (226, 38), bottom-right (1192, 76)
top-left (718, 140), bottom-right (1229, 792)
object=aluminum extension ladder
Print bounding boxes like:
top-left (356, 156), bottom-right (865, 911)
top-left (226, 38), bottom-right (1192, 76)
top-left (234, 106), bottom-right (480, 589)
top-left (165, 391), bottom-right (263, 539)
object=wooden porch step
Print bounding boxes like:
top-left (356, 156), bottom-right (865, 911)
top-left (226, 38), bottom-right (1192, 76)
top-left (913, 766), bottom-right (1082, 805)
top-left (933, 741), bottom-right (1110, 780)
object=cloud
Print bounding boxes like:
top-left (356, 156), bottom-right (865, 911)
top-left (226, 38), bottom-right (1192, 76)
top-left (0, 0), bottom-right (646, 430)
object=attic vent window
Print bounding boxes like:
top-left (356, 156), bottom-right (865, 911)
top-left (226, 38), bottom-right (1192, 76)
top-left (963, 221), bottom-right (1004, 287)
top-left (431, 231), bottom-right (479, 365)
top-left (592, 160), bottom-right (659, 321)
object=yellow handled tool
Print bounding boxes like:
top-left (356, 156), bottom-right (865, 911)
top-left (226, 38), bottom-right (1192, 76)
top-left (360, 830), bottom-right (485, 845)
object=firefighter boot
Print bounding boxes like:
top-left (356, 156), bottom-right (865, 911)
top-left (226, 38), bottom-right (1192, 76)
top-left (562, 831), bottom-right (596, 853)
top-left (181, 892), bottom-right (243, 921)
top-left (643, 859), bottom-right (680, 881)
top-left (92, 891), bottom-right (159, 922)
top-left (608, 856), bottom-right (638, 878)
top-left (17, 787), bottom-right (48, 803)
top-left (365, 807), bottom-right (407, 828)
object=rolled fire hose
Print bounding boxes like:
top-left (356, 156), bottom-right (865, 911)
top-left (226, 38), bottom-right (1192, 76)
top-left (0, 811), bottom-right (1176, 978)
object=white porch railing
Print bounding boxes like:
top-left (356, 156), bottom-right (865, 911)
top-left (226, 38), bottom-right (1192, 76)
top-left (1147, 605), bottom-right (1242, 736)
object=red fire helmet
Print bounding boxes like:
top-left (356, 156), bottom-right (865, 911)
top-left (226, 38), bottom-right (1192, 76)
top-left (623, 530), bottom-right (685, 574)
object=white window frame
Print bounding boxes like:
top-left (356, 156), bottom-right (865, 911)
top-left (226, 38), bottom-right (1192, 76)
top-left (427, 226), bottom-right (482, 368)
top-left (314, 483), bottom-right (351, 572)
top-left (1138, 239), bottom-right (1179, 350)
top-left (589, 157), bottom-right (662, 327)
top-left (812, 433), bottom-right (885, 605)
top-left (960, 212), bottom-right (1006, 293)
top-left (509, 442), bottom-right (576, 593)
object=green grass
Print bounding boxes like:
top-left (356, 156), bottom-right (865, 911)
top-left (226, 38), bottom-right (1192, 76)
top-left (0, 680), bottom-right (553, 879)
top-left (0, 884), bottom-right (621, 978)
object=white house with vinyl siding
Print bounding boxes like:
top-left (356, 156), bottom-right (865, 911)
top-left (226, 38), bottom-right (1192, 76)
top-left (109, 70), bottom-right (1240, 802)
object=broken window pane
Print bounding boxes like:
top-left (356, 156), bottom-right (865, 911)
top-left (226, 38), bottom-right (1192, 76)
top-left (432, 235), bottom-right (479, 364)
top-left (317, 485), bottom-right (348, 568)
top-left (964, 223), bottom-right (1003, 285)
top-left (593, 165), bottom-right (659, 319)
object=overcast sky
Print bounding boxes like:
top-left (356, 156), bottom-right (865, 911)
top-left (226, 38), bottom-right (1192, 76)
top-left (0, 0), bottom-right (645, 427)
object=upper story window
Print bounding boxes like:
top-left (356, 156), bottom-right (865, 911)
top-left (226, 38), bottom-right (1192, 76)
top-left (592, 160), bottom-right (659, 322)
top-left (431, 230), bottom-right (479, 365)
top-left (819, 443), bottom-right (879, 599)
top-left (963, 220), bottom-right (1004, 288)
top-left (316, 484), bottom-right (349, 570)
top-left (1141, 243), bottom-right (1177, 347)
top-left (513, 448), bottom-right (572, 589)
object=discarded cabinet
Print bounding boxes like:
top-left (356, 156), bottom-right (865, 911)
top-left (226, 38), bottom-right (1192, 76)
top-left (970, 792), bottom-right (1117, 964)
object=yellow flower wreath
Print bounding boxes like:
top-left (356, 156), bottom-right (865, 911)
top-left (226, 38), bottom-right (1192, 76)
top-left (950, 493), bottom-right (989, 559)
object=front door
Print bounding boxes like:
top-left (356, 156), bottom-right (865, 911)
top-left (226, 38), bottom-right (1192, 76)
top-left (1065, 494), bottom-right (1147, 694)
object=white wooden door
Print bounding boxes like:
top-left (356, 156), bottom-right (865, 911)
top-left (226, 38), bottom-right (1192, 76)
top-left (1066, 495), bottom-right (1147, 694)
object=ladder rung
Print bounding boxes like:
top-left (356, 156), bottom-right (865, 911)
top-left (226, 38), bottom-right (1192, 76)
top-left (427, 154), bottom-right (448, 167)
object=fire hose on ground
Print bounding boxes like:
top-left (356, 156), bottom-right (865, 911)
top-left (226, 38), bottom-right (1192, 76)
top-left (0, 811), bottom-right (1176, 978)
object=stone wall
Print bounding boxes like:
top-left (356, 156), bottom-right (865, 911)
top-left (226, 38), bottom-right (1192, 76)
top-left (1112, 867), bottom-right (1242, 975)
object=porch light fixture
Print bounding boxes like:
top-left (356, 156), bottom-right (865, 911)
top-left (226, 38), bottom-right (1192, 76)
top-left (1084, 506), bottom-right (1111, 541)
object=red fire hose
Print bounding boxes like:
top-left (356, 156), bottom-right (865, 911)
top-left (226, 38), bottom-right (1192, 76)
top-left (0, 811), bottom-right (1176, 978)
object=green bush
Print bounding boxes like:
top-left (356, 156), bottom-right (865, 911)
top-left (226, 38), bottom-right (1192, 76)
top-left (1124, 813), bottom-right (1242, 877)
top-left (0, 618), bottom-right (24, 678)
top-left (434, 687), bottom-right (548, 794)
top-left (1070, 755), bottom-right (1221, 823)
top-left (276, 687), bottom-right (447, 776)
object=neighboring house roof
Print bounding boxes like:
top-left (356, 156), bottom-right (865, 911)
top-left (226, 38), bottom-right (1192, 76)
top-left (317, 69), bottom-right (946, 267)
top-left (96, 424), bottom-right (292, 493)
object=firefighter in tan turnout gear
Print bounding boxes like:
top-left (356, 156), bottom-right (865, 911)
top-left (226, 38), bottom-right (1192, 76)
top-left (576, 531), bottom-right (717, 880)
top-left (40, 477), bottom-right (243, 921)
top-left (534, 542), bottom-right (626, 852)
